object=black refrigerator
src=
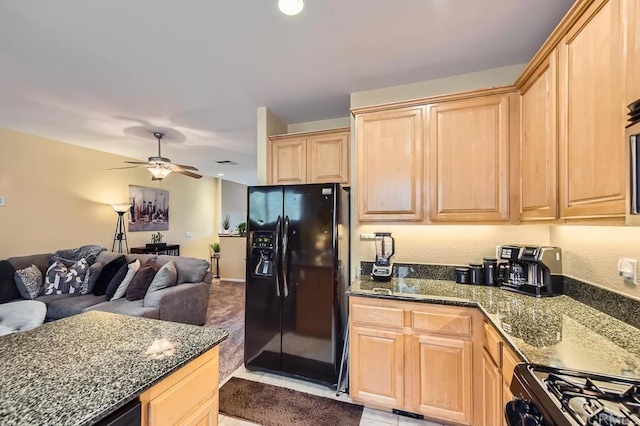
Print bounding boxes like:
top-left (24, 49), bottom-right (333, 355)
top-left (244, 183), bottom-right (350, 386)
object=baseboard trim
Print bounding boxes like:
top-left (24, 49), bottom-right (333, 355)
top-left (220, 278), bottom-right (245, 283)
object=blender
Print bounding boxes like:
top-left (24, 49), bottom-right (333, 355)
top-left (372, 232), bottom-right (395, 281)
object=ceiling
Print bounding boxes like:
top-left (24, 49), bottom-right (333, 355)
top-left (0, 0), bottom-right (575, 185)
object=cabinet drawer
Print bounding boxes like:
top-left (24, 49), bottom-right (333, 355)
top-left (411, 310), bottom-right (472, 337)
top-left (148, 359), bottom-right (218, 425)
top-left (483, 322), bottom-right (503, 367)
top-left (502, 345), bottom-right (521, 388)
top-left (351, 303), bottom-right (404, 328)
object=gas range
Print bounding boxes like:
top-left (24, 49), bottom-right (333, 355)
top-left (508, 364), bottom-right (640, 425)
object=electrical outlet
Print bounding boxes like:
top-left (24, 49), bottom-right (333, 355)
top-left (185, 232), bottom-right (192, 239)
top-left (0, 197), bottom-right (5, 206)
top-left (360, 233), bottom-right (376, 240)
top-left (618, 258), bottom-right (637, 285)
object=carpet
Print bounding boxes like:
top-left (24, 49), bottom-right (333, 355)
top-left (204, 280), bottom-right (245, 382)
top-left (219, 377), bottom-right (364, 426)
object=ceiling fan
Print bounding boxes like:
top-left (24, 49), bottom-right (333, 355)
top-left (108, 132), bottom-right (202, 180)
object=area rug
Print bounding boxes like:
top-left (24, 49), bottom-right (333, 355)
top-left (219, 377), bottom-right (363, 426)
top-left (204, 280), bottom-right (245, 382)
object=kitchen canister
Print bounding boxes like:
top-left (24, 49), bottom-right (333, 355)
top-left (455, 267), bottom-right (470, 284)
top-left (469, 263), bottom-right (484, 285)
top-left (483, 257), bottom-right (498, 286)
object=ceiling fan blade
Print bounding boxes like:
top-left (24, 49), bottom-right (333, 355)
top-left (173, 168), bottom-right (202, 179)
top-left (173, 163), bottom-right (199, 171)
top-left (107, 165), bottom-right (151, 171)
top-left (124, 161), bottom-right (151, 165)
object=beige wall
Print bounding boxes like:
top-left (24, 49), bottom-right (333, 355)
top-left (550, 226), bottom-right (640, 300)
top-left (221, 179), bottom-right (248, 231)
top-left (0, 127), bottom-right (218, 260)
top-left (287, 117), bottom-right (350, 134)
top-left (218, 235), bottom-right (246, 281)
top-left (256, 107), bottom-right (287, 185)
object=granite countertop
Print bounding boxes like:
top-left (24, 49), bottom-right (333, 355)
top-left (0, 311), bottom-right (228, 426)
top-left (348, 277), bottom-right (640, 379)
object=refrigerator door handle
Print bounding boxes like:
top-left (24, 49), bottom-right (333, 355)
top-left (282, 215), bottom-right (290, 298)
top-left (274, 215), bottom-right (282, 297)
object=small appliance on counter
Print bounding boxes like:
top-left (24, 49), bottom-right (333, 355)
top-left (497, 245), bottom-right (562, 297)
top-left (372, 232), bottom-right (394, 282)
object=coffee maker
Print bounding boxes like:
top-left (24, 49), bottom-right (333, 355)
top-left (372, 232), bottom-right (395, 282)
top-left (497, 245), bottom-right (563, 297)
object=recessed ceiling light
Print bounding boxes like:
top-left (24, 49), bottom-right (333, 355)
top-left (218, 173), bottom-right (224, 177)
top-left (278, 0), bottom-right (304, 16)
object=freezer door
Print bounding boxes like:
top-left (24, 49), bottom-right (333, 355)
top-left (244, 186), bottom-right (283, 372)
top-left (281, 183), bottom-right (339, 385)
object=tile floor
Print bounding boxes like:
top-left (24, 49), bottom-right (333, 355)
top-left (218, 365), bottom-right (443, 425)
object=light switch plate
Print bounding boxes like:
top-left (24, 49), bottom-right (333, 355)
top-left (0, 197), bottom-right (5, 206)
top-left (185, 232), bottom-right (192, 239)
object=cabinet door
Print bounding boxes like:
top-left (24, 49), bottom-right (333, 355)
top-left (269, 138), bottom-right (306, 184)
top-left (482, 350), bottom-right (503, 426)
top-left (627, 0), bottom-right (640, 104)
top-left (411, 334), bottom-right (473, 425)
top-left (558, 0), bottom-right (626, 219)
top-left (502, 381), bottom-right (514, 426)
top-left (179, 394), bottom-right (218, 426)
top-left (350, 325), bottom-right (404, 408)
top-left (519, 52), bottom-right (558, 221)
top-left (356, 107), bottom-right (424, 222)
top-left (307, 131), bottom-right (350, 185)
top-left (428, 94), bottom-right (510, 222)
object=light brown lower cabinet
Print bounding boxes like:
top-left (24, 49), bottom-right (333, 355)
top-left (482, 349), bottom-right (503, 426)
top-left (139, 346), bottom-right (220, 426)
top-left (349, 297), bottom-right (482, 425)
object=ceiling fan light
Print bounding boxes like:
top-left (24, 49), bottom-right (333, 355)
top-left (278, 0), bottom-right (304, 16)
top-left (149, 165), bottom-right (171, 180)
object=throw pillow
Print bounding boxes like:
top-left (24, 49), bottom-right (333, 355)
top-left (105, 262), bottom-right (130, 300)
top-left (14, 265), bottom-right (44, 300)
top-left (92, 256), bottom-right (127, 296)
top-left (81, 262), bottom-right (104, 295)
top-left (0, 260), bottom-right (20, 303)
top-left (147, 261), bottom-right (178, 294)
top-left (43, 259), bottom-right (88, 295)
top-left (111, 259), bottom-right (141, 301)
top-left (126, 260), bottom-right (159, 301)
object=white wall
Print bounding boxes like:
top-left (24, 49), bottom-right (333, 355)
top-left (221, 180), bottom-right (248, 232)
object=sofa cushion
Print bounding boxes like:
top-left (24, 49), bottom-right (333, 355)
top-left (50, 245), bottom-right (106, 267)
top-left (83, 298), bottom-right (159, 319)
top-left (81, 261), bottom-right (103, 295)
top-left (147, 261), bottom-right (177, 294)
top-left (0, 260), bottom-right (20, 303)
top-left (7, 254), bottom-right (51, 276)
top-left (156, 255), bottom-right (209, 284)
top-left (35, 293), bottom-right (72, 305)
top-left (111, 259), bottom-right (140, 301)
top-left (105, 262), bottom-right (129, 300)
top-left (126, 260), bottom-right (158, 301)
top-left (0, 300), bottom-right (47, 336)
top-left (46, 294), bottom-right (107, 320)
top-left (14, 265), bottom-right (44, 300)
top-left (92, 256), bottom-right (126, 296)
top-left (44, 259), bottom-right (88, 295)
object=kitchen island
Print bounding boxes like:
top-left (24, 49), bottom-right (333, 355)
top-left (0, 311), bottom-right (228, 426)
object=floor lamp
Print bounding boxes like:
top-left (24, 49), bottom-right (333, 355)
top-left (111, 204), bottom-right (131, 254)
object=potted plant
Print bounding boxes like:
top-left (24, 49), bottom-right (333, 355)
top-left (147, 232), bottom-right (165, 248)
top-left (236, 222), bottom-right (247, 236)
top-left (221, 215), bottom-right (231, 234)
top-left (211, 243), bottom-right (220, 258)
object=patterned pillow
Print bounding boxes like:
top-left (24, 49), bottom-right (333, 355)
top-left (81, 262), bottom-right (104, 295)
top-left (44, 259), bottom-right (88, 295)
top-left (14, 265), bottom-right (44, 299)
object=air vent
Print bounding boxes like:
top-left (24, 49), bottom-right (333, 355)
top-left (215, 160), bottom-right (238, 165)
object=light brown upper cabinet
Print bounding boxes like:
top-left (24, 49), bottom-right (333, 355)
top-left (428, 94), bottom-right (511, 222)
top-left (627, 0), bottom-right (640, 104)
top-left (558, 0), bottom-right (626, 219)
top-left (267, 128), bottom-right (350, 186)
top-left (356, 107), bottom-right (424, 222)
top-left (519, 51), bottom-right (558, 221)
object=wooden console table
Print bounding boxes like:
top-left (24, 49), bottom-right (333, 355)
top-left (130, 244), bottom-right (180, 256)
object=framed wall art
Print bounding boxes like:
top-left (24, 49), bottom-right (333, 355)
top-left (128, 185), bottom-right (169, 232)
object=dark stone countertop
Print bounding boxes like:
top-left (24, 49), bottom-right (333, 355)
top-left (0, 311), bottom-right (228, 426)
top-left (348, 277), bottom-right (640, 378)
